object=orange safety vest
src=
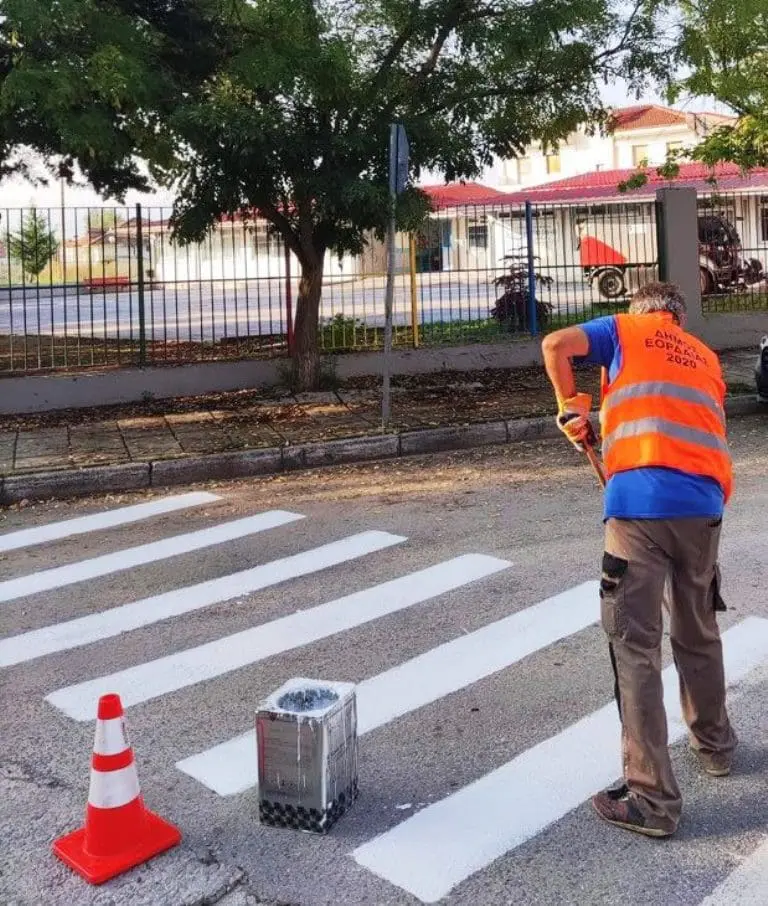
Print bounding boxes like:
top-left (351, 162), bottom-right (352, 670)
top-left (599, 312), bottom-right (733, 502)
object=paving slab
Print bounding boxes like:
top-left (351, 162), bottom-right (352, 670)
top-left (165, 412), bottom-right (233, 455)
top-left (69, 422), bottom-right (128, 467)
top-left (14, 428), bottom-right (69, 472)
top-left (0, 432), bottom-right (16, 474)
top-left (210, 409), bottom-right (284, 449)
top-left (118, 416), bottom-right (184, 460)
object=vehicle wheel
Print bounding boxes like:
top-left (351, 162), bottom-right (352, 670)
top-left (699, 267), bottom-right (715, 295)
top-left (597, 268), bottom-right (625, 300)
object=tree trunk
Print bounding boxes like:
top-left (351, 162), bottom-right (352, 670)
top-left (291, 255), bottom-right (325, 391)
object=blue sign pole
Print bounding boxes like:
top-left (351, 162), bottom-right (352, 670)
top-left (382, 124), bottom-right (409, 427)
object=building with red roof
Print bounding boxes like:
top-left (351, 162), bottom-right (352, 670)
top-left (481, 103), bottom-right (737, 194)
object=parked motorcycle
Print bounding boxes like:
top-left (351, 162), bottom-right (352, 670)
top-left (490, 254), bottom-right (554, 333)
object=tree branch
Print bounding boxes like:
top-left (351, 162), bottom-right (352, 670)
top-left (370, 0), bottom-right (423, 91)
top-left (592, 0), bottom-right (647, 64)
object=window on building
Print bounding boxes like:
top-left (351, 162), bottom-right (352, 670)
top-left (503, 159), bottom-right (519, 184)
top-left (632, 145), bottom-right (649, 167)
top-left (467, 222), bottom-right (489, 249)
top-left (546, 154), bottom-right (561, 175)
top-left (518, 157), bottom-right (532, 179)
top-left (666, 141), bottom-right (684, 158)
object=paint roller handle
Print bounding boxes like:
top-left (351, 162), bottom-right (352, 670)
top-left (584, 443), bottom-right (606, 489)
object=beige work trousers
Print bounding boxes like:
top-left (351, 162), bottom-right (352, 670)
top-left (600, 517), bottom-right (737, 833)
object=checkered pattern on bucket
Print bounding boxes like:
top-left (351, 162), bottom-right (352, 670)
top-left (259, 781), bottom-right (359, 834)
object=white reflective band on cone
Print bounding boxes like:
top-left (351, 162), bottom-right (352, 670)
top-left (93, 717), bottom-right (129, 756)
top-left (88, 764), bottom-right (141, 809)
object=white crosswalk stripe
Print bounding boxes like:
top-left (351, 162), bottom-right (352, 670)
top-left (0, 531), bottom-right (410, 667)
top-left (0, 491), bottom-right (220, 553)
top-left (0, 510), bottom-right (304, 603)
top-left (176, 581), bottom-right (599, 796)
top-left (2, 492), bottom-right (766, 906)
top-left (351, 616), bottom-right (768, 904)
top-left (45, 551), bottom-right (511, 721)
top-left (697, 837), bottom-right (768, 906)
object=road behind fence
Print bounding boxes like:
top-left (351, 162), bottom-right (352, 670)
top-left (1, 193), bottom-right (766, 374)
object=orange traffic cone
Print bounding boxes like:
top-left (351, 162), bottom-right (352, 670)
top-left (53, 693), bottom-right (181, 885)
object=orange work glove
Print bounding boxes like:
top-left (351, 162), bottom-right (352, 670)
top-left (556, 392), bottom-right (597, 452)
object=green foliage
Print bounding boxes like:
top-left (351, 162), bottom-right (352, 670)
top-left (1, 0), bottom-right (672, 385)
top-left (8, 209), bottom-right (59, 276)
top-left (668, 0), bottom-right (768, 167)
top-left (2, 0), bottom-right (671, 249)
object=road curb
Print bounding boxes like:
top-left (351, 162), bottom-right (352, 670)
top-left (0, 398), bottom-right (764, 505)
top-left (0, 462), bottom-right (150, 505)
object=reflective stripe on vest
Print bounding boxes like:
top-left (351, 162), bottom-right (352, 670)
top-left (601, 381), bottom-right (725, 426)
top-left (602, 416), bottom-right (730, 459)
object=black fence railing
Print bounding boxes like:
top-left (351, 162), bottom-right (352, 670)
top-left (1, 194), bottom-right (763, 375)
top-left (697, 191), bottom-right (768, 313)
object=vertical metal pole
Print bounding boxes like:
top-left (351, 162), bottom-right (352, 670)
top-left (136, 203), bottom-right (147, 366)
top-left (409, 233), bottom-right (419, 348)
top-left (654, 198), bottom-right (668, 281)
top-left (285, 238), bottom-right (294, 353)
top-left (382, 124), bottom-right (397, 428)
top-left (525, 201), bottom-right (538, 335)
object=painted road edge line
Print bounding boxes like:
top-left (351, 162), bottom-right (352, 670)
top-left (351, 616), bottom-right (768, 904)
top-left (0, 492), bottom-right (221, 554)
top-left (45, 553), bottom-right (511, 722)
top-left (0, 510), bottom-right (304, 604)
top-left (0, 531), bottom-right (408, 668)
top-left (177, 581), bottom-right (600, 796)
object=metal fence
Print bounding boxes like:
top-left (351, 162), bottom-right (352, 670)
top-left (1, 194), bottom-right (765, 374)
top-left (696, 191), bottom-right (768, 313)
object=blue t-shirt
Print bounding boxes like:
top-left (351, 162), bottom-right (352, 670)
top-left (578, 316), bottom-right (724, 521)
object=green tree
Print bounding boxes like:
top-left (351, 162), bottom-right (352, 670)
top-left (1, 0), bottom-right (671, 388)
top-left (8, 209), bottom-right (59, 277)
top-left (669, 0), bottom-right (768, 168)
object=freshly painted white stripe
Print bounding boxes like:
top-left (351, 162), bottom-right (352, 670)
top-left (93, 717), bottom-right (129, 756)
top-left (177, 582), bottom-right (599, 796)
top-left (0, 492), bottom-right (220, 554)
top-left (46, 554), bottom-right (511, 722)
top-left (88, 763), bottom-right (140, 809)
top-left (0, 511), bottom-right (304, 604)
top-left (0, 531), bottom-right (406, 667)
top-left (352, 616), bottom-right (768, 904)
top-left (698, 838), bottom-right (768, 906)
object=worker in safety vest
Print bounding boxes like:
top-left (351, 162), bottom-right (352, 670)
top-left (541, 281), bottom-right (736, 839)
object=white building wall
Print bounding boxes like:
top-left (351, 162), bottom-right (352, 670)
top-left (483, 120), bottom-right (716, 193)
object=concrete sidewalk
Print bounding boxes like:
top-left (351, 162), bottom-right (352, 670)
top-left (0, 350), bottom-right (763, 504)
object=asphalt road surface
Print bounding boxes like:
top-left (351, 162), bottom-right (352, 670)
top-left (0, 279), bottom-right (602, 342)
top-left (1, 417), bottom-right (767, 906)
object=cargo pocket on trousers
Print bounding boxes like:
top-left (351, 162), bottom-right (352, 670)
top-left (600, 552), bottom-right (628, 636)
top-left (712, 562), bottom-right (727, 612)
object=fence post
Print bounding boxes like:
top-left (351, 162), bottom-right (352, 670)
top-left (135, 203), bottom-right (147, 366)
top-left (655, 187), bottom-right (703, 335)
top-left (525, 201), bottom-right (538, 336)
top-left (409, 234), bottom-right (419, 348)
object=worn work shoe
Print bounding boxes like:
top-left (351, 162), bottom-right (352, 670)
top-left (690, 747), bottom-right (731, 777)
top-left (591, 784), bottom-right (674, 838)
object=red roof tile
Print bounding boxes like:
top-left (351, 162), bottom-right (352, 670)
top-left (492, 162), bottom-right (768, 206)
top-left (608, 105), bottom-right (687, 131)
top-left (421, 182), bottom-right (502, 208)
top-left (607, 104), bottom-right (735, 132)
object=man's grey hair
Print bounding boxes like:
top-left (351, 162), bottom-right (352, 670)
top-left (628, 282), bottom-right (687, 325)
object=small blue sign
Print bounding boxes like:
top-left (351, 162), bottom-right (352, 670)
top-left (389, 124), bottom-right (409, 196)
